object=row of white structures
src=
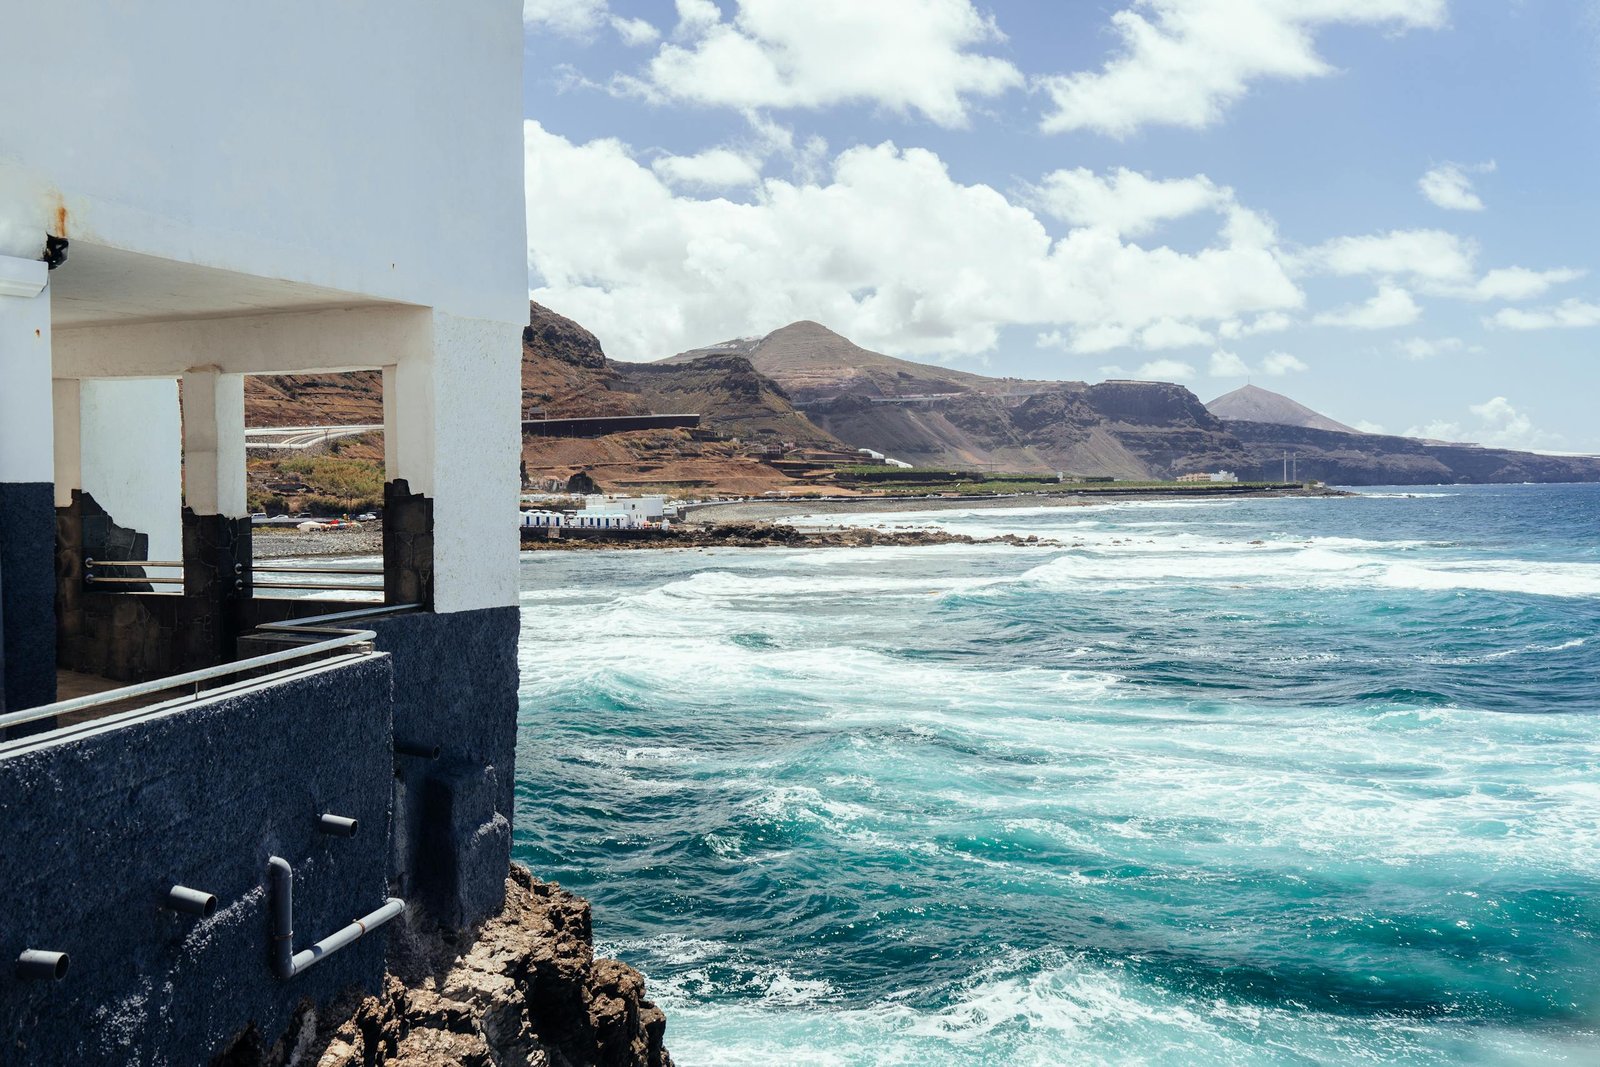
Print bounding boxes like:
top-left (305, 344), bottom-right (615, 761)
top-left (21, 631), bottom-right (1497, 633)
top-left (521, 494), bottom-right (668, 530)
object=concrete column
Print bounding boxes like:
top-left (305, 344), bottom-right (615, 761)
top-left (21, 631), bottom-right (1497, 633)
top-left (178, 368), bottom-right (250, 667)
top-left (382, 311), bottom-right (520, 614)
top-left (0, 254), bottom-right (57, 712)
top-left (51, 379), bottom-right (81, 507)
top-left (180, 368), bottom-right (246, 519)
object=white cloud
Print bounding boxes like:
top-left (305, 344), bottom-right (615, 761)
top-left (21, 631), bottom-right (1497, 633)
top-left (1419, 161), bottom-right (1493, 211)
top-left (1209, 350), bottom-right (1250, 377)
top-left (1137, 359), bottom-right (1197, 381)
top-left (611, 16), bottom-right (661, 47)
top-left (623, 0), bottom-right (1023, 127)
top-left (652, 148), bottom-right (763, 189)
top-left (1314, 285), bottom-right (1422, 329)
top-left (1468, 266), bottom-right (1585, 302)
top-left (1298, 229), bottom-right (1475, 283)
top-left (1352, 419), bottom-right (1386, 434)
top-left (1038, 0), bottom-right (1447, 137)
top-left (1396, 336), bottom-right (1466, 359)
top-left (1139, 319), bottom-right (1214, 349)
top-left (524, 0), bottom-right (609, 36)
top-left (1295, 229), bottom-right (1581, 303)
top-left (1031, 168), bottom-right (1231, 236)
top-left (1486, 299), bottom-right (1600, 330)
top-left (1406, 396), bottom-right (1553, 450)
top-left (525, 122), bottom-right (1306, 361)
top-left (1218, 310), bottom-right (1293, 339)
top-left (1260, 351), bottom-right (1308, 376)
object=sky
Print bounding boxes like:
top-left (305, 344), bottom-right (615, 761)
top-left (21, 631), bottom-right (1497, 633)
top-left (521, 0), bottom-right (1600, 453)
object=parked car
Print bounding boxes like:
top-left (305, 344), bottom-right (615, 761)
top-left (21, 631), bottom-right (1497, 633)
top-left (356, 512), bottom-right (378, 521)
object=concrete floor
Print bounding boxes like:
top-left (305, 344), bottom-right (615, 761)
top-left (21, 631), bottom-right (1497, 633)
top-left (54, 670), bottom-right (147, 726)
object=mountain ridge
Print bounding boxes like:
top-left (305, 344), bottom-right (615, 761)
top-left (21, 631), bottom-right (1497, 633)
top-left (1206, 384), bottom-right (1359, 434)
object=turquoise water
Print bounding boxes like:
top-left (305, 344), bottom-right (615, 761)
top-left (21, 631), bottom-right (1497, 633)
top-left (513, 484), bottom-right (1600, 1065)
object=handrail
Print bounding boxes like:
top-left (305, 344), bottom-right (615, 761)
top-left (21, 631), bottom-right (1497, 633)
top-left (86, 558), bottom-right (184, 568)
top-left (0, 603), bottom-right (420, 734)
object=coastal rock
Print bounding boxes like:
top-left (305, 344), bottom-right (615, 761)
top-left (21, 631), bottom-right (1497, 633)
top-left (244, 866), bottom-right (672, 1067)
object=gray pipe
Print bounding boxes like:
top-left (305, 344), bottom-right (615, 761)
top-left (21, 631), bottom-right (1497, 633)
top-left (267, 855), bottom-right (403, 980)
top-left (317, 813), bottom-right (359, 837)
top-left (268, 857), bottom-right (294, 980)
top-left (16, 950), bottom-right (68, 981)
top-left (166, 885), bottom-right (217, 917)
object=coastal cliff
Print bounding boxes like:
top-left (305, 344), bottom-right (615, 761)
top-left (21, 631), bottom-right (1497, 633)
top-left (218, 866), bottom-right (673, 1067)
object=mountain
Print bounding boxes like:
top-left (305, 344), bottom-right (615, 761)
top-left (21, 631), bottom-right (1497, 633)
top-left (242, 308), bottom-right (1600, 491)
top-left (667, 320), bottom-right (1038, 402)
top-left (1223, 420), bottom-right (1600, 485)
top-left (614, 353), bottom-right (838, 446)
top-left (1206, 384), bottom-right (1359, 434)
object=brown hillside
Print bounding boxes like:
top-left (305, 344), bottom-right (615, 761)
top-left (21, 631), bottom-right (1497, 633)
top-left (667, 320), bottom-right (1023, 403)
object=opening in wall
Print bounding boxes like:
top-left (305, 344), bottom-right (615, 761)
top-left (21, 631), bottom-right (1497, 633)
top-left (244, 370), bottom-right (386, 603)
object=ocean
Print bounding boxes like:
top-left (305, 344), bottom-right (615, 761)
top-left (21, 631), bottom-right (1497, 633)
top-left (512, 484), bottom-right (1600, 1066)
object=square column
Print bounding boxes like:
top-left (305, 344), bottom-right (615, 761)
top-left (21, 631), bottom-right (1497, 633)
top-left (180, 368), bottom-right (247, 519)
top-left (383, 312), bottom-right (521, 614)
top-left (0, 255), bottom-right (57, 714)
top-left (179, 368), bottom-right (250, 666)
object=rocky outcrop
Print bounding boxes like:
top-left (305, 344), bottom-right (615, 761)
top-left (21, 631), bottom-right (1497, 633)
top-left (525, 302), bottom-right (607, 370)
top-left (224, 866), bottom-right (672, 1067)
top-left (522, 521), bottom-right (1061, 551)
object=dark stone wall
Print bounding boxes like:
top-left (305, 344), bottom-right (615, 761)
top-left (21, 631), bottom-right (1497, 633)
top-left (370, 606), bottom-right (519, 929)
top-left (0, 654), bottom-right (395, 1066)
top-left (0, 482), bottom-right (57, 714)
top-left (382, 480), bottom-right (432, 609)
top-left (55, 496), bottom-right (255, 683)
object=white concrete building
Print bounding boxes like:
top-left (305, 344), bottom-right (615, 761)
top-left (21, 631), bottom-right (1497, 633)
top-left (584, 495), bottom-right (666, 522)
top-left (521, 510), bottom-right (564, 529)
top-left (0, 7), bottom-right (536, 1063)
top-left (0, 1), bottom-right (528, 714)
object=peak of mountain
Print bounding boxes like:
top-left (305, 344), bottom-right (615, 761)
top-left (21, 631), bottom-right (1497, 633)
top-left (1206, 384), bottom-right (1358, 434)
top-left (667, 320), bottom-right (1013, 403)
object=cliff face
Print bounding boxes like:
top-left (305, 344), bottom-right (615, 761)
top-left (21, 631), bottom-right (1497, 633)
top-left (806, 381), bottom-right (1246, 479)
top-left (1225, 420), bottom-right (1600, 485)
top-left (614, 353), bottom-right (838, 446)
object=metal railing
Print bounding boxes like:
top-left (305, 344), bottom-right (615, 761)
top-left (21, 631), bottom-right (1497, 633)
top-left (252, 563), bottom-right (385, 594)
top-left (0, 603), bottom-right (419, 736)
top-left (83, 558), bottom-right (184, 587)
top-left (82, 560), bottom-right (387, 595)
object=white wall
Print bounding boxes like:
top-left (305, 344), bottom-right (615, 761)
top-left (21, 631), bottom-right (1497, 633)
top-left (1, 5), bottom-right (528, 615)
top-left (80, 380), bottom-right (183, 561)
top-left (0, 260), bottom-right (51, 482)
top-left (0, 2), bottom-right (525, 326)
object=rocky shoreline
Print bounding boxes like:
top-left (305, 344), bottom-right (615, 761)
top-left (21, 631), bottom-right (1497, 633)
top-left (219, 866), bottom-right (672, 1067)
top-left (522, 521), bottom-right (1060, 552)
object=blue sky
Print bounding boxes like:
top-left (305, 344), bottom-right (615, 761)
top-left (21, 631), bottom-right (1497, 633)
top-left (521, 1), bottom-right (1600, 452)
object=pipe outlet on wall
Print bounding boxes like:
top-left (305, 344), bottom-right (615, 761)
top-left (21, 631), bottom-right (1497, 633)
top-left (165, 885), bottom-right (218, 917)
top-left (17, 950), bottom-right (69, 981)
top-left (317, 813), bottom-right (359, 837)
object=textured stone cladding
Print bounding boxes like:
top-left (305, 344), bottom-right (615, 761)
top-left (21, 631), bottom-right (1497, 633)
top-left (55, 495), bottom-right (255, 683)
top-left (383, 480), bottom-right (433, 609)
top-left (0, 482), bottom-right (56, 715)
top-left (371, 606), bottom-right (519, 930)
top-left (0, 654), bottom-right (395, 1066)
